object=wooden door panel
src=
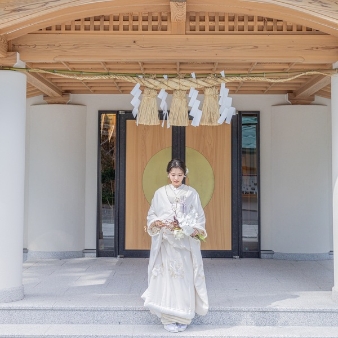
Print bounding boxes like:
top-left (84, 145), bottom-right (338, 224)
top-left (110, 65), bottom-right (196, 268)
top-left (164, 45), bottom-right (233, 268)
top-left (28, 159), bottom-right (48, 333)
top-left (125, 121), bottom-right (171, 250)
top-left (186, 124), bottom-right (232, 250)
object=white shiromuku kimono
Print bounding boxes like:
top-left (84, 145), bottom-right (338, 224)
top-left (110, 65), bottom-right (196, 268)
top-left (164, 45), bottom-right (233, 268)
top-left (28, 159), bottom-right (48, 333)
top-left (141, 184), bottom-right (209, 324)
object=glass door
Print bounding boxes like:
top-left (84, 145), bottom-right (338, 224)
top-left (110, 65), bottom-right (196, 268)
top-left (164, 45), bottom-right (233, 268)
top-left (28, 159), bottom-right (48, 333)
top-left (97, 112), bottom-right (117, 256)
top-left (240, 112), bottom-right (260, 258)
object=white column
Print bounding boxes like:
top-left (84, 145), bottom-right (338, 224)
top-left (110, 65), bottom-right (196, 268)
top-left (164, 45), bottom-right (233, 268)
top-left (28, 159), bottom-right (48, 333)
top-left (0, 71), bottom-right (26, 302)
top-left (332, 73), bottom-right (338, 301)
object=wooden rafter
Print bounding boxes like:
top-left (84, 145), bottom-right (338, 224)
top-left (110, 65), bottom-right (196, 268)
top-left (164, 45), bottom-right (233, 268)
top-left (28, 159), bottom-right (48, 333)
top-left (112, 79), bottom-right (122, 93)
top-left (61, 61), bottom-right (72, 71)
top-left (101, 62), bottom-right (108, 72)
top-left (264, 62), bottom-right (297, 93)
top-left (100, 60), bottom-right (123, 93)
top-left (288, 74), bottom-right (331, 104)
top-left (80, 80), bottom-right (93, 93)
top-left (236, 62), bottom-right (257, 93)
top-left (11, 34), bottom-right (338, 63)
top-left (292, 74), bottom-right (331, 98)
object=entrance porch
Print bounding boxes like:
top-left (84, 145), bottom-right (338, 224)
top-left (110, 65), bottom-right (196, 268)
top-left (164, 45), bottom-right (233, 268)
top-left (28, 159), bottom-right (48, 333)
top-left (0, 257), bottom-right (337, 337)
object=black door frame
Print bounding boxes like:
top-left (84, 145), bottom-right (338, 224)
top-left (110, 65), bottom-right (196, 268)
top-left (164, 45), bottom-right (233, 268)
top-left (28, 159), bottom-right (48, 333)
top-left (238, 111), bottom-right (261, 258)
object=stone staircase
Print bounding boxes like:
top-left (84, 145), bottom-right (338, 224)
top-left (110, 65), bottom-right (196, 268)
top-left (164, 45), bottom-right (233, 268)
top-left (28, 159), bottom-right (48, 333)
top-left (0, 305), bottom-right (338, 337)
top-left (0, 258), bottom-right (337, 337)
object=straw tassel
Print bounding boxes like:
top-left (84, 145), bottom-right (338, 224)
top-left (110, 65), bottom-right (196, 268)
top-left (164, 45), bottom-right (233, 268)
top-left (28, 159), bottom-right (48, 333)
top-left (200, 87), bottom-right (220, 126)
top-left (169, 90), bottom-right (189, 126)
top-left (137, 88), bottom-right (160, 125)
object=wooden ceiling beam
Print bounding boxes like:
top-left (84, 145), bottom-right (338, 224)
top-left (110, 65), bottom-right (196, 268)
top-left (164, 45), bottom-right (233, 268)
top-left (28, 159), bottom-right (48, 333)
top-left (287, 74), bottom-right (331, 104)
top-left (25, 72), bottom-right (63, 97)
top-left (11, 34), bottom-right (338, 64)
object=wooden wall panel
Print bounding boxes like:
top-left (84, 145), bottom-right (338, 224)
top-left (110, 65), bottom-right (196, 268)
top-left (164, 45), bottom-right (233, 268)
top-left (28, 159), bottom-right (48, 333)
top-left (186, 124), bottom-right (232, 250)
top-left (125, 121), bottom-right (171, 250)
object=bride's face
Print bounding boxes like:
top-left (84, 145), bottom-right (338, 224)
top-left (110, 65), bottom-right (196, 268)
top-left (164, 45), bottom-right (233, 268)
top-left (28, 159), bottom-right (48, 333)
top-left (168, 167), bottom-right (185, 188)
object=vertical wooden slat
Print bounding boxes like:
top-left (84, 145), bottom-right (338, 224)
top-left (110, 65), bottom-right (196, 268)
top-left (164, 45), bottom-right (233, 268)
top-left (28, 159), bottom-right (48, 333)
top-left (129, 13), bottom-right (133, 31)
top-left (205, 11), bottom-right (209, 32)
top-left (139, 12), bottom-right (143, 31)
top-left (100, 15), bottom-right (104, 31)
top-left (157, 12), bottom-right (162, 32)
top-left (119, 13), bottom-right (123, 31)
top-left (196, 12), bottom-right (200, 32)
top-left (109, 14), bottom-right (113, 31)
top-left (225, 13), bottom-right (229, 32)
top-left (244, 15), bottom-right (248, 32)
top-left (215, 12), bottom-right (219, 32)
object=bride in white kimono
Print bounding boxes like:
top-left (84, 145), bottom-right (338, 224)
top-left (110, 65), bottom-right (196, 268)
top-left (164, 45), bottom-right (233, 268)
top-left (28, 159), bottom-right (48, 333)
top-left (141, 159), bottom-right (209, 333)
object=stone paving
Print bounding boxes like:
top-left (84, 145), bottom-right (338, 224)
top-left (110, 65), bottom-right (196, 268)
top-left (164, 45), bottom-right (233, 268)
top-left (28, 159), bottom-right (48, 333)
top-left (0, 257), bottom-right (335, 310)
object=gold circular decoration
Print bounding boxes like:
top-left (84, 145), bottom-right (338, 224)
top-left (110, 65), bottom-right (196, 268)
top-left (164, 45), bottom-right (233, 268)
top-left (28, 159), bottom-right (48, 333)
top-left (143, 147), bottom-right (172, 205)
top-left (142, 147), bottom-right (214, 208)
top-left (186, 147), bottom-right (214, 208)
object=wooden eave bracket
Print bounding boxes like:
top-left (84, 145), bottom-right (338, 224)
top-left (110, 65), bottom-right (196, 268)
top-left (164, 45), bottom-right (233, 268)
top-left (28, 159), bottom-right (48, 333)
top-left (287, 74), bottom-right (331, 104)
top-left (0, 35), bottom-right (18, 66)
top-left (170, 0), bottom-right (186, 35)
top-left (26, 72), bottom-right (64, 98)
top-left (43, 94), bottom-right (70, 104)
top-left (0, 34), bottom-right (7, 57)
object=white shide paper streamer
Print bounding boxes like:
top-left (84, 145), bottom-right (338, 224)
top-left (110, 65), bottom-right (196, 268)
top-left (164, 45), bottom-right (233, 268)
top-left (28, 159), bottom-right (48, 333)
top-left (130, 83), bottom-right (142, 124)
top-left (188, 73), bottom-right (202, 127)
top-left (158, 75), bottom-right (170, 128)
top-left (218, 72), bottom-right (236, 124)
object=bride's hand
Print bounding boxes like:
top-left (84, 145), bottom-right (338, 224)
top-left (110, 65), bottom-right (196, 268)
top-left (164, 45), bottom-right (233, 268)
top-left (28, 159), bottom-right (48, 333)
top-left (191, 229), bottom-right (199, 237)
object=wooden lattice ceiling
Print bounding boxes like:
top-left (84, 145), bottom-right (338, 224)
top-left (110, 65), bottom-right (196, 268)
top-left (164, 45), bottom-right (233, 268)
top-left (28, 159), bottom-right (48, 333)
top-left (0, 0), bottom-right (337, 103)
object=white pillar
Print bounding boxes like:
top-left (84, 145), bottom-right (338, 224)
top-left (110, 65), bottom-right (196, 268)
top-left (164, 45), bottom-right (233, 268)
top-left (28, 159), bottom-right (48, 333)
top-left (332, 73), bottom-right (338, 301)
top-left (0, 71), bottom-right (26, 302)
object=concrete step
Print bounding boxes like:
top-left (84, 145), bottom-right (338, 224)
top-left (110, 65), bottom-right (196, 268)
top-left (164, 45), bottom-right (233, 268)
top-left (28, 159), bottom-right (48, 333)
top-left (0, 324), bottom-right (338, 338)
top-left (0, 306), bottom-right (338, 326)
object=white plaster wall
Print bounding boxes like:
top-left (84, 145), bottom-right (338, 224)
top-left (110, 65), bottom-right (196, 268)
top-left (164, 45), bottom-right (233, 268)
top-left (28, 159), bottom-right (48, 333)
top-left (26, 104), bottom-right (86, 252)
top-left (70, 95), bottom-right (135, 249)
top-left (270, 105), bottom-right (332, 253)
top-left (25, 94), bottom-right (332, 254)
